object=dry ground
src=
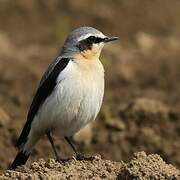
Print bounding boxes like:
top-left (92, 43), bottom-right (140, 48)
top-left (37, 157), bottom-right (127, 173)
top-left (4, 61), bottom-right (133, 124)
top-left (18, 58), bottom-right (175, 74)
top-left (1, 152), bottom-right (180, 180)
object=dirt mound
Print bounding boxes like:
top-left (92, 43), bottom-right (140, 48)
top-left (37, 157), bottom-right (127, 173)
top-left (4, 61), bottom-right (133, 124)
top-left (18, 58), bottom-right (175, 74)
top-left (118, 152), bottom-right (180, 180)
top-left (0, 152), bottom-right (179, 180)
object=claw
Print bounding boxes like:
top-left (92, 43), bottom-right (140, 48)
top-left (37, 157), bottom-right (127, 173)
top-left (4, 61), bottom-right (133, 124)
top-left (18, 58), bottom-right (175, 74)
top-left (76, 154), bottom-right (95, 161)
top-left (56, 157), bottom-right (72, 164)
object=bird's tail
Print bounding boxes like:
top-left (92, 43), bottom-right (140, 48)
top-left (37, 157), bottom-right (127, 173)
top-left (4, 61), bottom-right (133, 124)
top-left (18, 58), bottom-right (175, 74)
top-left (10, 151), bottom-right (29, 170)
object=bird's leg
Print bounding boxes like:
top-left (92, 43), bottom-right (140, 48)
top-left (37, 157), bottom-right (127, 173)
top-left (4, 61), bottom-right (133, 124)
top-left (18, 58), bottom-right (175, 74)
top-left (64, 136), bottom-right (94, 161)
top-left (46, 131), bottom-right (70, 163)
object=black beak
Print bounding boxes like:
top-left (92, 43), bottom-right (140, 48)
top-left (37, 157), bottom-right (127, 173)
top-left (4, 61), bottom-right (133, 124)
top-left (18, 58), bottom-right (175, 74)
top-left (103, 36), bottom-right (119, 43)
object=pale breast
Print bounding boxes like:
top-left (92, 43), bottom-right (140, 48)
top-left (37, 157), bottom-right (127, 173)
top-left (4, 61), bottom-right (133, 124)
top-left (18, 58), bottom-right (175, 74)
top-left (33, 59), bottom-right (104, 137)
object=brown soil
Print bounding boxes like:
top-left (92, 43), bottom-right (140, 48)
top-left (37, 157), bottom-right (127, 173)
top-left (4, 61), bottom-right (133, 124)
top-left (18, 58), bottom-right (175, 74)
top-left (0, 0), bottom-right (180, 179)
top-left (0, 152), bottom-right (179, 180)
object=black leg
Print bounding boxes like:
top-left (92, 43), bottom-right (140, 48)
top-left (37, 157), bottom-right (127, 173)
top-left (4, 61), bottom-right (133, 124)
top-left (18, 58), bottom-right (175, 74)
top-left (46, 132), bottom-right (70, 163)
top-left (46, 131), bottom-right (61, 161)
top-left (64, 136), bottom-right (94, 161)
top-left (64, 136), bottom-right (78, 155)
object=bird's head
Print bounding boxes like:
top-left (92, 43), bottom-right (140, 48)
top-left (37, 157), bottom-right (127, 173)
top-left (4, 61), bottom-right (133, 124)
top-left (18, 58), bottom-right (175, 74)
top-left (61, 26), bottom-right (118, 60)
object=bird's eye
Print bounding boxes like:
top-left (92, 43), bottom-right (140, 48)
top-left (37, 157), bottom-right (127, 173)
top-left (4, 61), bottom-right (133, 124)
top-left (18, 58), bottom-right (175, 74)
top-left (87, 36), bottom-right (96, 42)
top-left (87, 36), bottom-right (103, 43)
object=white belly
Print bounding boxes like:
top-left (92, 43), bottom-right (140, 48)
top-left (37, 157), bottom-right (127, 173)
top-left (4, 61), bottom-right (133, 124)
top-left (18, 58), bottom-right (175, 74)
top-left (31, 60), bottom-right (104, 137)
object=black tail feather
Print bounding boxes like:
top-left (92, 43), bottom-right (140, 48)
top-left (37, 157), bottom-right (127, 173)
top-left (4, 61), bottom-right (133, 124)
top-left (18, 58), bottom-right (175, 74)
top-left (10, 151), bottom-right (29, 170)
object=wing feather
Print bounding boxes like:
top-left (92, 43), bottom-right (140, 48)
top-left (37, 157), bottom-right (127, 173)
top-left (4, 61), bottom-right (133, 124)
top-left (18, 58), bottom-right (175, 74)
top-left (16, 57), bottom-right (70, 148)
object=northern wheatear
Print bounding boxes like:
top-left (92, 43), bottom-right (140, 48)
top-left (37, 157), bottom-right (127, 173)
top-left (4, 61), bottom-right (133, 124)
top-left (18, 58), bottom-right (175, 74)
top-left (10, 26), bottom-right (118, 169)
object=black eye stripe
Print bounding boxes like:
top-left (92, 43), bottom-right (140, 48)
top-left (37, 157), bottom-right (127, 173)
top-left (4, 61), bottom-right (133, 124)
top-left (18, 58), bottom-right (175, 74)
top-left (87, 36), bottom-right (104, 43)
top-left (77, 36), bottom-right (104, 51)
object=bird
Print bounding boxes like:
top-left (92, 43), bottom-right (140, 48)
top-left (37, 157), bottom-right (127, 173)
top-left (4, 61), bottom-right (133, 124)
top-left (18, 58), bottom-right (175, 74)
top-left (10, 26), bottom-right (118, 169)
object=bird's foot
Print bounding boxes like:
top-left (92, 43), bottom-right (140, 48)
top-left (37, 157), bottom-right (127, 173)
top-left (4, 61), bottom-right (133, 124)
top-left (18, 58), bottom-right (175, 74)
top-left (76, 154), bottom-right (95, 161)
top-left (56, 157), bottom-right (72, 164)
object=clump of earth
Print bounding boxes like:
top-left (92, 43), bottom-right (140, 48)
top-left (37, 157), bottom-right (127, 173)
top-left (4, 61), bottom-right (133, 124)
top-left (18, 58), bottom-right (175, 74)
top-left (1, 152), bottom-right (179, 180)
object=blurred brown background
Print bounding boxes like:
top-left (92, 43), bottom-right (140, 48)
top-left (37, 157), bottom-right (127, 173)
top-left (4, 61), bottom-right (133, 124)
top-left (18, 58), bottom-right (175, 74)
top-left (0, 0), bottom-right (180, 171)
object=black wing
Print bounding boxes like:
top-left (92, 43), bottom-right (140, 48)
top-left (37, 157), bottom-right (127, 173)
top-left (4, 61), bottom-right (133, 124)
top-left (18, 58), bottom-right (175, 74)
top-left (16, 57), bottom-right (70, 148)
